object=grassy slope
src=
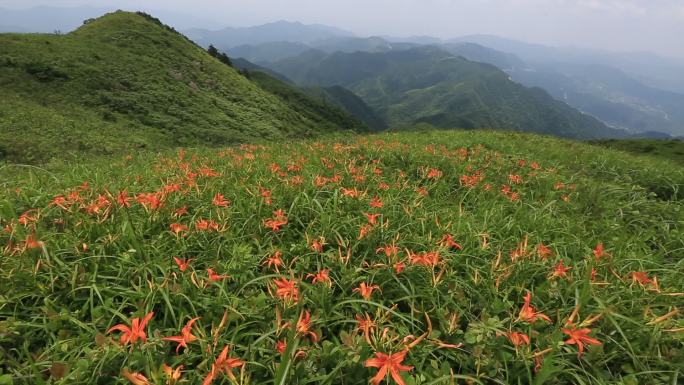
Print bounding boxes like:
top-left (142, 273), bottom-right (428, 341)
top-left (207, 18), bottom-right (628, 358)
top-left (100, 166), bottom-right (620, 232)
top-left (301, 85), bottom-right (388, 131)
top-left (246, 71), bottom-right (369, 133)
top-left (267, 47), bottom-right (623, 139)
top-left (0, 12), bottom-right (361, 163)
top-left (592, 139), bottom-right (684, 165)
top-left (1, 130), bottom-right (682, 384)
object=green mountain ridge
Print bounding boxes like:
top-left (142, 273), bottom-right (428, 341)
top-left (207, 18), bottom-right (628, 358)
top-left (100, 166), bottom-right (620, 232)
top-left (266, 46), bottom-right (625, 139)
top-left (0, 11), bottom-right (365, 163)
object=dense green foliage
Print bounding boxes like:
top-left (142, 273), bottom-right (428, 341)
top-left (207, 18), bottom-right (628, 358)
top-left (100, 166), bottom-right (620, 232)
top-left (0, 11), bottom-right (363, 164)
top-left (266, 47), bottom-right (625, 139)
top-left (593, 139), bottom-right (684, 165)
top-left (247, 71), bottom-right (369, 133)
top-left (301, 85), bottom-right (388, 131)
top-left (1, 130), bottom-right (682, 385)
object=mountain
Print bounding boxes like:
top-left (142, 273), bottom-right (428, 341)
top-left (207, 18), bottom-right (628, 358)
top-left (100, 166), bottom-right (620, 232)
top-left (444, 36), bottom-right (684, 136)
top-left (231, 57), bottom-right (292, 82)
top-left (245, 70), bottom-right (370, 133)
top-left (265, 46), bottom-right (624, 139)
top-left (232, 57), bottom-right (386, 131)
top-left (311, 36), bottom-right (403, 53)
top-left (452, 34), bottom-right (684, 94)
top-left (509, 63), bottom-right (684, 136)
top-left (184, 20), bottom-right (355, 50)
top-left (230, 41), bottom-right (311, 63)
top-left (0, 11), bottom-right (365, 163)
top-left (301, 86), bottom-right (388, 131)
top-left (440, 42), bottom-right (524, 71)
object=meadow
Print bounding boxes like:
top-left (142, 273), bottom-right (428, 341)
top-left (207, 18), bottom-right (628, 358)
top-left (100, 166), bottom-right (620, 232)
top-left (1, 130), bottom-right (683, 385)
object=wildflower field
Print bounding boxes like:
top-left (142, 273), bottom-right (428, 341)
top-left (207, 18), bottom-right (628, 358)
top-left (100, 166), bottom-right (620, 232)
top-left (1, 131), bottom-right (683, 385)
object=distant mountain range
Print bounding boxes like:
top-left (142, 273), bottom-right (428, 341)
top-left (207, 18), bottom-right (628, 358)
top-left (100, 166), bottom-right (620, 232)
top-left (262, 46), bottom-right (621, 139)
top-left (184, 21), bottom-right (355, 51)
top-left (218, 32), bottom-right (684, 137)
top-left (2, 7), bottom-right (682, 140)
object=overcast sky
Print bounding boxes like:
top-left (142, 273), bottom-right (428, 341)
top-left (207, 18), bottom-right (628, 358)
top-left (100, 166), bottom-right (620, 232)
top-left (3, 0), bottom-right (684, 58)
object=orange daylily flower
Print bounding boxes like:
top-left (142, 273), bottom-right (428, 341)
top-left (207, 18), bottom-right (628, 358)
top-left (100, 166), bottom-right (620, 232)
top-left (310, 238), bottom-right (325, 253)
top-left (173, 206), bottom-right (188, 218)
top-left (198, 168), bottom-right (220, 177)
top-left (376, 244), bottom-right (399, 258)
top-left (307, 269), bottom-right (331, 286)
top-left (273, 278), bottom-right (299, 302)
top-left (212, 193), bottom-right (231, 207)
top-left (507, 331), bottom-right (530, 347)
top-left (263, 251), bottom-right (284, 272)
top-left (163, 317), bottom-right (200, 354)
top-left (409, 251), bottom-right (440, 267)
top-left (275, 339), bottom-right (287, 354)
top-left (364, 349), bottom-right (413, 385)
top-left (202, 346), bottom-right (245, 385)
top-left (439, 234), bottom-right (462, 250)
top-left (296, 310), bottom-right (319, 342)
top-left (173, 257), bottom-right (193, 272)
top-left (207, 268), bottom-right (229, 282)
top-left (517, 293), bottom-right (551, 323)
top-left (260, 187), bottom-right (273, 205)
top-left (364, 213), bottom-right (382, 225)
top-left (122, 369), bottom-right (151, 385)
top-left (18, 210), bottom-right (39, 227)
top-left (356, 313), bottom-right (377, 345)
top-left (536, 243), bottom-right (554, 259)
top-left (354, 282), bottom-right (380, 300)
top-left (341, 187), bottom-right (362, 198)
top-left (108, 312), bottom-right (154, 345)
top-left (630, 271), bottom-right (653, 287)
top-left (162, 364), bottom-right (183, 384)
top-left (49, 195), bottom-right (70, 210)
top-left (195, 219), bottom-right (220, 232)
top-left (358, 224), bottom-right (373, 240)
top-left (136, 192), bottom-right (164, 210)
top-left (393, 261), bottom-right (406, 274)
top-left (562, 326), bottom-right (602, 357)
top-left (23, 233), bottom-right (43, 250)
top-left (593, 243), bottom-right (610, 261)
top-left (264, 209), bottom-right (288, 232)
top-left (169, 223), bottom-right (188, 236)
top-left (426, 168), bottom-right (442, 179)
top-left (508, 174), bottom-right (523, 184)
top-left (370, 196), bottom-right (384, 208)
top-left (550, 259), bottom-right (572, 279)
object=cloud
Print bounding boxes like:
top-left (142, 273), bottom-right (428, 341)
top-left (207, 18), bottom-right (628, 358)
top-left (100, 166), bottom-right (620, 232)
top-left (3, 0), bottom-right (683, 57)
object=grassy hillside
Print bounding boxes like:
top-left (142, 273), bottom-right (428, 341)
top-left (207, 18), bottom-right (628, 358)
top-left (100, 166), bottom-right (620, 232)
top-left (247, 70), bottom-right (369, 133)
top-left (1, 130), bottom-right (682, 384)
top-left (0, 11), bottom-right (363, 163)
top-left (302, 85), bottom-right (388, 131)
top-left (231, 56), bottom-right (386, 131)
top-left (592, 139), bottom-right (684, 165)
top-left (266, 47), bottom-right (625, 139)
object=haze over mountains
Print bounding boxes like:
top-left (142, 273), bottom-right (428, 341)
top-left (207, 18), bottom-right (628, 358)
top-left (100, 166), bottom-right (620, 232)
top-left (183, 20), bottom-right (684, 137)
top-left (2, 5), bottom-right (683, 150)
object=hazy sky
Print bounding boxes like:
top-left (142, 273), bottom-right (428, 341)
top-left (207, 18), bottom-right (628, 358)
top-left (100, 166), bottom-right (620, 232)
top-left (3, 0), bottom-right (684, 58)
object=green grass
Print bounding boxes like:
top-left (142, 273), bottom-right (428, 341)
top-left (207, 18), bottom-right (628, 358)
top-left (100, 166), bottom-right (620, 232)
top-left (0, 11), bottom-right (363, 164)
top-left (1, 130), bottom-right (682, 385)
top-left (592, 139), bottom-right (684, 165)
